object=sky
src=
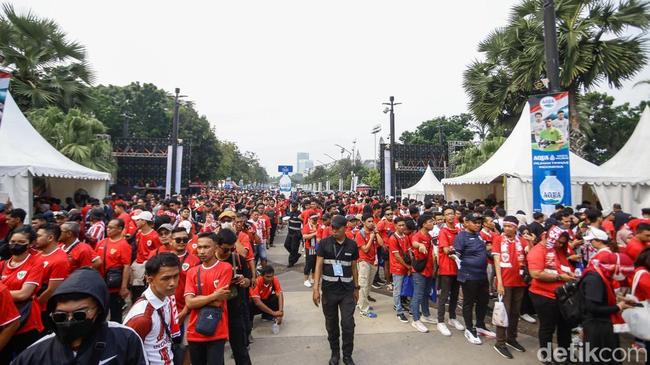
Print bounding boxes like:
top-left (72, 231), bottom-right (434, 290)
top-left (15, 0), bottom-right (650, 176)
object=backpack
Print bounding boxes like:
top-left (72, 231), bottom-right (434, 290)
top-left (556, 276), bottom-right (585, 328)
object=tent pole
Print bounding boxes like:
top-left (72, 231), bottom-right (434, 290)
top-left (503, 175), bottom-right (507, 214)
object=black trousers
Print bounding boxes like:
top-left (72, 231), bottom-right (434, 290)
top-left (322, 289), bottom-right (356, 358)
top-left (269, 223), bottom-right (277, 245)
top-left (250, 295), bottom-right (279, 321)
top-left (520, 285), bottom-right (536, 315)
top-left (304, 252), bottom-right (316, 276)
top-left (495, 286), bottom-right (526, 345)
top-left (286, 232), bottom-right (302, 266)
top-left (530, 292), bottom-right (571, 356)
top-left (228, 308), bottom-right (252, 365)
top-left (582, 319), bottom-right (620, 365)
top-left (108, 292), bottom-right (125, 323)
top-left (437, 275), bottom-right (460, 322)
top-left (0, 329), bottom-right (41, 364)
top-left (188, 340), bottom-right (226, 365)
top-left (460, 279), bottom-right (489, 331)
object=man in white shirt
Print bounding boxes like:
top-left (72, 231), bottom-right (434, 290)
top-left (531, 112), bottom-right (545, 143)
top-left (552, 110), bottom-right (569, 140)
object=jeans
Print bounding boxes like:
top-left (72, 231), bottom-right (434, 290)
top-left (437, 275), bottom-right (460, 322)
top-left (410, 272), bottom-right (433, 321)
top-left (357, 261), bottom-right (378, 313)
top-left (322, 289), bottom-right (356, 357)
top-left (460, 279), bottom-right (489, 331)
top-left (495, 286), bottom-right (525, 345)
top-left (530, 292), bottom-right (571, 357)
top-left (392, 274), bottom-right (405, 314)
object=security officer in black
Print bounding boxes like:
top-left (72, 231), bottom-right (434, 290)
top-left (313, 215), bottom-right (359, 365)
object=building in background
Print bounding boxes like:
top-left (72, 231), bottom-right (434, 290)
top-left (297, 152), bottom-right (314, 174)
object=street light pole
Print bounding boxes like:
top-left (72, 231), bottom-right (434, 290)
top-left (170, 88), bottom-right (180, 196)
top-left (383, 96), bottom-right (401, 198)
top-left (543, 0), bottom-right (560, 92)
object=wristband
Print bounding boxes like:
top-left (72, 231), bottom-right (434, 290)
top-left (354, 286), bottom-right (361, 290)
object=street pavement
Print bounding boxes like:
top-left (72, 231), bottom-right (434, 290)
top-left (227, 227), bottom-right (543, 365)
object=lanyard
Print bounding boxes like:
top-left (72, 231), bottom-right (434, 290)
top-left (334, 243), bottom-right (345, 260)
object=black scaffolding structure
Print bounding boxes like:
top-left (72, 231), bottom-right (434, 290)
top-left (379, 143), bottom-right (447, 198)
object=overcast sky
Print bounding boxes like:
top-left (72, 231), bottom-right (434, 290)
top-left (16, 0), bottom-right (650, 176)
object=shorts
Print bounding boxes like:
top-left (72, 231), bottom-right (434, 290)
top-left (255, 244), bottom-right (268, 261)
top-left (131, 261), bottom-right (146, 286)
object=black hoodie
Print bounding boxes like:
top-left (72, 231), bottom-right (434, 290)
top-left (11, 268), bottom-right (147, 365)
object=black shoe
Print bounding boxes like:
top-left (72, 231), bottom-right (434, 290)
top-left (506, 340), bottom-right (525, 352)
top-left (368, 296), bottom-right (376, 302)
top-left (371, 283), bottom-right (382, 289)
top-left (342, 356), bottom-right (355, 365)
top-left (397, 313), bottom-right (408, 323)
top-left (329, 353), bottom-right (340, 365)
top-left (493, 344), bottom-right (513, 359)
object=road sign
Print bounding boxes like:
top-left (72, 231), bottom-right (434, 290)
top-left (278, 165), bottom-right (293, 174)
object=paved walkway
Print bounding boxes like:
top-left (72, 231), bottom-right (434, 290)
top-left (227, 228), bottom-right (543, 364)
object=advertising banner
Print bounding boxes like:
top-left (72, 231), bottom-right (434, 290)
top-left (529, 92), bottom-right (571, 216)
top-left (0, 71), bottom-right (10, 127)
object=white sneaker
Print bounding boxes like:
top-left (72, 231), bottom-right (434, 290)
top-left (421, 315), bottom-right (437, 324)
top-left (304, 280), bottom-right (312, 288)
top-left (437, 323), bottom-right (452, 336)
top-left (520, 314), bottom-right (536, 323)
top-left (464, 329), bottom-right (482, 345)
top-left (476, 326), bottom-right (496, 338)
top-left (411, 320), bottom-right (429, 333)
top-left (309, 278), bottom-right (315, 284)
top-left (448, 318), bottom-right (465, 331)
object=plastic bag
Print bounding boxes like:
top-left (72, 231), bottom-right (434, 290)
top-left (401, 275), bottom-right (414, 297)
top-left (622, 301), bottom-right (650, 340)
top-left (429, 281), bottom-right (437, 302)
top-left (492, 295), bottom-right (508, 328)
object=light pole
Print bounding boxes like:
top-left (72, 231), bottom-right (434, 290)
top-left (543, 0), bottom-right (560, 92)
top-left (170, 88), bottom-right (181, 196)
top-left (383, 96), bottom-right (401, 198)
top-left (371, 124), bottom-right (381, 168)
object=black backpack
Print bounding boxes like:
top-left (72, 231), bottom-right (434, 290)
top-left (555, 276), bottom-right (584, 328)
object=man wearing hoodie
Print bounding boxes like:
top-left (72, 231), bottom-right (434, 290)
top-left (11, 267), bottom-right (147, 364)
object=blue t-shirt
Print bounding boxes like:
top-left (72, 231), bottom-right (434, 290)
top-left (453, 230), bottom-right (488, 282)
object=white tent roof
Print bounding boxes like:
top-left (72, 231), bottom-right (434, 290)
top-left (0, 93), bottom-right (110, 181)
top-left (600, 106), bottom-right (650, 185)
top-left (442, 103), bottom-right (625, 186)
top-left (402, 165), bottom-right (444, 195)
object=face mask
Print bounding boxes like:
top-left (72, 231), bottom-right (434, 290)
top-left (612, 273), bottom-right (625, 281)
top-left (8, 243), bottom-right (28, 256)
top-left (54, 319), bottom-right (95, 344)
top-left (221, 222), bottom-right (233, 230)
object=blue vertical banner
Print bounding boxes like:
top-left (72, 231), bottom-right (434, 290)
top-left (529, 92), bottom-right (571, 216)
top-left (0, 71), bottom-right (10, 127)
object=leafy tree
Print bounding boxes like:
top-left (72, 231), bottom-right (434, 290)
top-left (28, 107), bottom-right (116, 174)
top-left (450, 137), bottom-right (506, 177)
top-left (0, 4), bottom-right (94, 111)
top-left (464, 0), bottom-right (650, 136)
top-left (399, 114), bottom-right (475, 145)
top-left (364, 168), bottom-right (381, 189)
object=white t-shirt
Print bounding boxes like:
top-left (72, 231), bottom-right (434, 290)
top-left (553, 117), bottom-right (569, 139)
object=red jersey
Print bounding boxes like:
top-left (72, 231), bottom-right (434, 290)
top-left (184, 260), bottom-right (233, 342)
top-left (135, 229), bottom-right (162, 263)
top-left (0, 254), bottom-right (44, 334)
top-left (147, 245), bottom-right (175, 260)
top-left (355, 230), bottom-right (378, 264)
top-left (438, 225), bottom-right (459, 276)
top-left (377, 219), bottom-right (396, 243)
top-left (480, 229), bottom-right (498, 264)
top-left (317, 224), bottom-right (333, 241)
top-left (625, 238), bottom-right (649, 262)
top-left (39, 247), bottom-right (70, 292)
top-left (527, 244), bottom-right (572, 299)
top-left (602, 220), bottom-right (616, 240)
top-left (249, 276), bottom-right (282, 300)
top-left (118, 212), bottom-right (138, 237)
top-left (95, 238), bottom-right (132, 292)
top-left (302, 223), bottom-right (318, 251)
top-left (492, 234), bottom-right (526, 287)
top-left (411, 231), bottom-right (434, 277)
top-left (388, 233), bottom-right (410, 276)
top-left (60, 240), bottom-right (99, 272)
top-left (632, 268), bottom-right (650, 302)
top-left (174, 251), bottom-right (201, 312)
top-left (0, 282), bottom-right (20, 327)
top-left (237, 231), bottom-right (255, 263)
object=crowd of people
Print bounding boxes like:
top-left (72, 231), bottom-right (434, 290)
top-left (0, 190), bottom-right (648, 364)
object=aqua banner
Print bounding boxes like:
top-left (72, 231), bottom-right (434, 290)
top-left (0, 71), bottom-right (10, 127)
top-left (529, 92), bottom-right (571, 216)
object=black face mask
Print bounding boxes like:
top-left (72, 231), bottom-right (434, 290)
top-left (54, 319), bottom-right (95, 344)
top-left (8, 243), bottom-right (28, 256)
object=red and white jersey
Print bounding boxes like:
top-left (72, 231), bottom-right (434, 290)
top-left (124, 287), bottom-right (180, 365)
top-left (87, 221), bottom-right (106, 243)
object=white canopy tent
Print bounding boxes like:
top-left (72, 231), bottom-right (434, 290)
top-left (0, 93), bottom-right (111, 220)
top-left (596, 107), bottom-right (650, 216)
top-left (401, 165), bottom-right (444, 201)
top-left (442, 103), bottom-right (628, 215)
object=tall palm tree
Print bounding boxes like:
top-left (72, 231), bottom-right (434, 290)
top-left (464, 0), bottom-right (650, 155)
top-left (28, 107), bottom-right (116, 174)
top-left (0, 4), bottom-right (94, 111)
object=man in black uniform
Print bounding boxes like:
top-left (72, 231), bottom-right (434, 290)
top-left (285, 202), bottom-right (303, 267)
top-left (313, 215), bottom-right (359, 365)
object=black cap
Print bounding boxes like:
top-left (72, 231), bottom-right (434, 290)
top-left (466, 213), bottom-right (484, 222)
top-left (331, 215), bottom-right (347, 229)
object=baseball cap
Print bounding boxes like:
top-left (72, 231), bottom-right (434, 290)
top-left (584, 227), bottom-right (609, 242)
top-left (218, 210), bottom-right (236, 220)
top-left (345, 215), bottom-right (357, 222)
top-left (331, 215), bottom-right (347, 229)
top-left (465, 213), bottom-right (484, 222)
top-left (133, 211), bottom-right (154, 222)
top-left (157, 223), bottom-right (174, 233)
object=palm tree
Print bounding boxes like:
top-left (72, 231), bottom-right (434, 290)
top-left (0, 4), bottom-right (94, 111)
top-left (464, 0), bottom-right (650, 153)
top-left (28, 107), bottom-right (116, 174)
top-left (451, 137), bottom-right (506, 177)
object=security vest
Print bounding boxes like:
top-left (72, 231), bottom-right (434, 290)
top-left (319, 236), bottom-right (359, 292)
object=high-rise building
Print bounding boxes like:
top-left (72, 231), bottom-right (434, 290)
top-left (297, 152), bottom-right (312, 174)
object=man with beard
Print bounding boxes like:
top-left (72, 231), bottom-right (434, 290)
top-left (11, 267), bottom-right (147, 364)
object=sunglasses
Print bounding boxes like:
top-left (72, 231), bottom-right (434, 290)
top-left (174, 237), bottom-right (190, 244)
top-left (50, 307), bottom-right (96, 323)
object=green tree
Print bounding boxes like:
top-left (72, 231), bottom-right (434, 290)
top-left (28, 107), bottom-right (116, 174)
top-left (364, 168), bottom-right (381, 189)
top-left (0, 4), bottom-right (94, 111)
top-left (464, 0), bottom-right (650, 133)
top-left (450, 137), bottom-right (506, 177)
top-left (399, 114), bottom-right (475, 145)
